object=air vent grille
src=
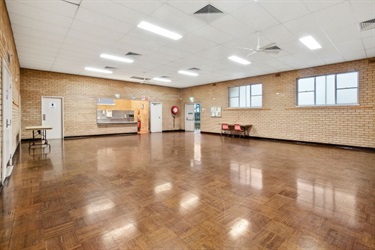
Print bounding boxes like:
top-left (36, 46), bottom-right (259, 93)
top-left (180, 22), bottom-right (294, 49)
top-left (360, 18), bottom-right (375, 31)
top-left (188, 67), bottom-right (201, 71)
top-left (126, 52), bottom-right (141, 56)
top-left (194, 4), bottom-right (223, 14)
top-left (265, 45), bottom-right (281, 50)
top-left (193, 4), bottom-right (225, 23)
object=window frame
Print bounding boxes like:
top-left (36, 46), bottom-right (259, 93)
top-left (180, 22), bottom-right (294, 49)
top-left (228, 83), bottom-right (262, 108)
top-left (296, 71), bottom-right (359, 107)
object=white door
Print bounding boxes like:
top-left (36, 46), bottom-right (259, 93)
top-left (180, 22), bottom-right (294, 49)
top-left (2, 60), bottom-right (13, 184)
top-left (42, 97), bottom-right (63, 139)
top-left (150, 102), bottom-right (162, 133)
top-left (185, 104), bottom-right (195, 132)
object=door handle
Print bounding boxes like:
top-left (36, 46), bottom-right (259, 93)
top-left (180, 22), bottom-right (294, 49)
top-left (6, 119), bottom-right (11, 128)
top-left (43, 114), bottom-right (46, 121)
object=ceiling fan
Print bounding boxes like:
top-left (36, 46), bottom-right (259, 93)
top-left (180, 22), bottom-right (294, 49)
top-left (140, 72), bottom-right (150, 84)
top-left (241, 32), bottom-right (281, 57)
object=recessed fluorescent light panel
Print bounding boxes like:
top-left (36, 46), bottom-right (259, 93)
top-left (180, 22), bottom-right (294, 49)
top-left (178, 70), bottom-right (199, 76)
top-left (100, 53), bottom-right (134, 63)
top-left (299, 36), bottom-right (321, 50)
top-left (228, 56), bottom-right (251, 65)
top-left (137, 21), bottom-right (182, 40)
top-left (153, 77), bottom-right (171, 83)
top-left (84, 67), bottom-right (112, 74)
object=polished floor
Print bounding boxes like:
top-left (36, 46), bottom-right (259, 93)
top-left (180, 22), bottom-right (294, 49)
top-left (1, 133), bottom-right (374, 249)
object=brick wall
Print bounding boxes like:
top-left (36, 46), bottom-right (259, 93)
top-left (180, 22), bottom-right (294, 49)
top-left (21, 69), bottom-right (182, 139)
top-left (0, 0), bottom-right (21, 160)
top-left (181, 59), bottom-right (375, 148)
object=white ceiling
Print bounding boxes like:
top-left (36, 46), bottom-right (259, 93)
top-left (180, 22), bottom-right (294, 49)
top-left (5, 0), bottom-right (375, 88)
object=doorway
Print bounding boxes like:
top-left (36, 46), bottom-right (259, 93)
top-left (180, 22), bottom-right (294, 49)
top-left (42, 97), bottom-right (63, 139)
top-left (194, 103), bottom-right (201, 131)
top-left (150, 102), bottom-right (162, 133)
top-left (2, 59), bottom-right (13, 184)
top-left (185, 103), bottom-right (200, 132)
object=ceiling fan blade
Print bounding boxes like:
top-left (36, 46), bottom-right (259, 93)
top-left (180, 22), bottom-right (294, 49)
top-left (246, 51), bottom-right (257, 57)
top-left (260, 42), bottom-right (276, 50)
top-left (239, 47), bottom-right (254, 51)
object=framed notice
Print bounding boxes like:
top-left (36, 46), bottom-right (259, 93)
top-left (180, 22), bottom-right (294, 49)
top-left (210, 106), bottom-right (222, 117)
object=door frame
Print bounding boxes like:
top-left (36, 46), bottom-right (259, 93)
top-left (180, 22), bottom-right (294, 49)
top-left (41, 96), bottom-right (64, 138)
top-left (2, 58), bottom-right (13, 184)
top-left (184, 103), bottom-right (195, 132)
top-left (150, 102), bottom-right (162, 133)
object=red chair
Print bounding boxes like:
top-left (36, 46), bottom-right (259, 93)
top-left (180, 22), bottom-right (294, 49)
top-left (233, 124), bottom-right (244, 138)
top-left (221, 123), bottom-right (230, 136)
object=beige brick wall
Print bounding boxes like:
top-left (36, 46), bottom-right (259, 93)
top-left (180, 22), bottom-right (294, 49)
top-left (21, 69), bottom-right (182, 139)
top-left (181, 59), bottom-right (375, 148)
top-left (0, 0), bottom-right (21, 160)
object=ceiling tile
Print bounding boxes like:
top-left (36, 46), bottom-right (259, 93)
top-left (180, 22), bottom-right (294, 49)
top-left (341, 49), bottom-right (367, 61)
top-left (302, 0), bottom-right (345, 12)
top-left (362, 36), bottom-right (375, 50)
top-left (326, 23), bottom-right (362, 44)
top-left (151, 4), bottom-right (204, 34)
top-left (283, 14), bottom-right (323, 38)
top-left (80, 1), bottom-right (146, 25)
top-left (350, 0), bottom-right (375, 23)
top-left (6, 1), bottom-right (74, 27)
top-left (75, 7), bottom-right (133, 34)
top-left (12, 23), bottom-right (66, 43)
top-left (8, 13), bottom-right (70, 36)
top-left (18, 0), bottom-right (78, 18)
top-left (313, 1), bottom-right (357, 31)
top-left (189, 25), bottom-right (233, 45)
top-left (335, 39), bottom-right (364, 54)
top-left (114, 0), bottom-right (164, 15)
top-left (210, 15), bottom-right (255, 38)
top-left (259, 1), bottom-right (310, 23)
top-left (232, 3), bottom-right (279, 31)
top-left (365, 48), bottom-right (375, 58)
top-left (166, 1), bottom-right (210, 15)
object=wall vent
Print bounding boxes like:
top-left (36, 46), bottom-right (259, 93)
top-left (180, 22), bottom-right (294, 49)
top-left (360, 18), bottom-right (375, 31)
top-left (368, 59), bottom-right (375, 64)
top-left (105, 66), bottom-right (117, 69)
top-left (275, 73), bottom-right (281, 77)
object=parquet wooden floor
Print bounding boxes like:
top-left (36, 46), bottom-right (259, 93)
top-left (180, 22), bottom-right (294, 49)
top-left (1, 133), bottom-right (374, 249)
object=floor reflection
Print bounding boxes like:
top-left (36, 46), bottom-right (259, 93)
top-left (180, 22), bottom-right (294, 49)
top-left (179, 193), bottom-right (200, 214)
top-left (297, 179), bottom-right (357, 225)
top-left (230, 162), bottom-right (263, 189)
top-left (229, 218), bottom-right (250, 239)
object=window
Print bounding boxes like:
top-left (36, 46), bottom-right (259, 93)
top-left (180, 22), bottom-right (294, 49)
top-left (228, 84), bottom-right (262, 108)
top-left (297, 71), bottom-right (358, 106)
